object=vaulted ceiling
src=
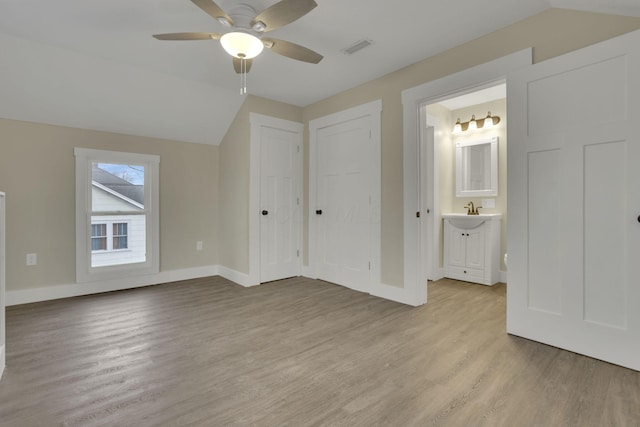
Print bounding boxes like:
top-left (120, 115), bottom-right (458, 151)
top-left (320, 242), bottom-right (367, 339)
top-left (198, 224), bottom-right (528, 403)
top-left (1, 0), bottom-right (639, 145)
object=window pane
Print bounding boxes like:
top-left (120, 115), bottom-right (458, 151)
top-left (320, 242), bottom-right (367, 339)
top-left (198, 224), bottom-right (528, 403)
top-left (113, 236), bottom-right (128, 250)
top-left (91, 223), bottom-right (106, 237)
top-left (91, 237), bottom-right (106, 251)
top-left (113, 222), bottom-right (128, 250)
top-left (92, 162), bottom-right (144, 212)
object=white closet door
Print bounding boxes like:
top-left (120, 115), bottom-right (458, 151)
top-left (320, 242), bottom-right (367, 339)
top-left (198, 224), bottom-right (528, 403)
top-left (259, 126), bottom-right (300, 283)
top-left (316, 115), bottom-right (374, 292)
top-left (507, 29), bottom-right (640, 370)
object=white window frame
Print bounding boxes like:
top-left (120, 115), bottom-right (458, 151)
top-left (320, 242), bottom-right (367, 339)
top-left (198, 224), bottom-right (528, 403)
top-left (75, 148), bottom-right (160, 283)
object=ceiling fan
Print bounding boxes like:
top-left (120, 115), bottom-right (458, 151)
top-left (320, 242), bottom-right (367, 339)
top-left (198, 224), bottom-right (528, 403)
top-left (153, 0), bottom-right (323, 79)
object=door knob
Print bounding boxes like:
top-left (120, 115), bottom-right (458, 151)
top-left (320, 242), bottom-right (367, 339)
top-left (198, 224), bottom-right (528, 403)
top-left (638, 215), bottom-right (640, 223)
top-left (316, 209), bottom-right (323, 215)
top-left (261, 210), bottom-right (268, 216)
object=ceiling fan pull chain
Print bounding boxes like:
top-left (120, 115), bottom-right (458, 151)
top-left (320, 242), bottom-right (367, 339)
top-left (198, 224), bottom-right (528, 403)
top-left (240, 56), bottom-right (247, 95)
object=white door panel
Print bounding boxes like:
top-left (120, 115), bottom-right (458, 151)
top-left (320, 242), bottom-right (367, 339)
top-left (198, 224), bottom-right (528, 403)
top-left (508, 29), bottom-right (640, 370)
top-left (259, 125), bottom-right (300, 283)
top-left (317, 116), bottom-right (373, 292)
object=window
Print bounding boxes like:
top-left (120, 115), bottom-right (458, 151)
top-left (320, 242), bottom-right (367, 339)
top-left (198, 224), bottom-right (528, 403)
top-left (91, 222), bottom-right (128, 252)
top-left (112, 223), bottom-right (128, 250)
top-left (75, 148), bottom-right (159, 282)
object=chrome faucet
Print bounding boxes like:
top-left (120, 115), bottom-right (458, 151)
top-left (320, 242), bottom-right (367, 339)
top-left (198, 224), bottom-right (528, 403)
top-left (465, 201), bottom-right (480, 215)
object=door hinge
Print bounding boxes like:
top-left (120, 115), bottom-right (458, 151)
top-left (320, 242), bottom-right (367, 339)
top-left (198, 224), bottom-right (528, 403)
top-left (297, 145), bottom-right (300, 153)
top-left (297, 197), bottom-right (300, 206)
top-left (297, 249), bottom-right (300, 257)
top-left (368, 261), bottom-right (371, 270)
top-left (416, 211), bottom-right (420, 218)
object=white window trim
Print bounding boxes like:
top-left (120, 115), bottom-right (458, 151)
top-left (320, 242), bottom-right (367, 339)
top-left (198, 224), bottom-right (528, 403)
top-left (75, 148), bottom-right (160, 283)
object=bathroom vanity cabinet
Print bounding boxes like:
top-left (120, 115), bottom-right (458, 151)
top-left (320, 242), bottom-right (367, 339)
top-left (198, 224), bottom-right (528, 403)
top-left (443, 213), bottom-right (501, 286)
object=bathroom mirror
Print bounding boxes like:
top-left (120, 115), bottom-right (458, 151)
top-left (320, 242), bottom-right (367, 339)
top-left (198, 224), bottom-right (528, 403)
top-left (456, 136), bottom-right (498, 197)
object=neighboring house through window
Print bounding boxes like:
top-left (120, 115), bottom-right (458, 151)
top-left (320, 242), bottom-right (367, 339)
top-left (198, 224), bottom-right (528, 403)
top-left (75, 148), bottom-right (159, 282)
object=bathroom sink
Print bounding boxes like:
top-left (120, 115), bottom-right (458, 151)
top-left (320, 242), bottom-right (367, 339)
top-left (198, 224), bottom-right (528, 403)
top-left (442, 213), bottom-right (502, 229)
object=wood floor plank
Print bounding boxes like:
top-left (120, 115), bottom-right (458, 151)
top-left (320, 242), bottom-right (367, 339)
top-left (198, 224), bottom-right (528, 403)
top-left (0, 276), bottom-right (638, 426)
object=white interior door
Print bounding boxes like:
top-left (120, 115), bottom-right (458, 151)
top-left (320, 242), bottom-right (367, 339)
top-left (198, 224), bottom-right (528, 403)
top-left (316, 115), bottom-right (374, 292)
top-left (420, 114), bottom-right (441, 283)
top-left (508, 29), bottom-right (640, 370)
top-left (259, 125), bottom-right (301, 283)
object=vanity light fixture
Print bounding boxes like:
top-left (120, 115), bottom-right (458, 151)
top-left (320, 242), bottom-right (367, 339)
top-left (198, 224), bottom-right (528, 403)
top-left (453, 111), bottom-right (501, 133)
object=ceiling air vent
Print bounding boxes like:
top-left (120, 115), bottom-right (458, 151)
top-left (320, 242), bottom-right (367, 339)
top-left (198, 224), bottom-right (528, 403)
top-left (341, 39), bottom-right (374, 55)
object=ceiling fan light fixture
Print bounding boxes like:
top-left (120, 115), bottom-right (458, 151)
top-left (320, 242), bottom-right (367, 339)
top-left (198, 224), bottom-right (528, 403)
top-left (220, 31), bottom-right (264, 59)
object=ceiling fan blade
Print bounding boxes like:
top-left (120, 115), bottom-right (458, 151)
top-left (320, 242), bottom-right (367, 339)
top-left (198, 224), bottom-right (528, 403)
top-left (153, 32), bottom-right (221, 41)
top-left (251, 0), bottom-right (317, 32)
top-left (233, 57), bottom-right (253, 74)
top-left (263, 38), bottom-right (323, 64)
top-left (191, 0), bottom-right (234, 26)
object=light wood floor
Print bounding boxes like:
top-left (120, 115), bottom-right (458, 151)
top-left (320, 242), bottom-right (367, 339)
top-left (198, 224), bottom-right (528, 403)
top-left (0, 277), bottom-right (638, 426)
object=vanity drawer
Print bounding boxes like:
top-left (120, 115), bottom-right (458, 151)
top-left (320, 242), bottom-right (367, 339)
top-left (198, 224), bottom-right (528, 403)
top-left (446, 266), bottom-right (484, 280)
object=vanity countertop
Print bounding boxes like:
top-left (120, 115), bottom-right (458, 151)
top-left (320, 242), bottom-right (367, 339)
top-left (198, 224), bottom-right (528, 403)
top-left (442, 213), bottom-right (502, 229)
top-left (442, 213), bottom-right (502, 219)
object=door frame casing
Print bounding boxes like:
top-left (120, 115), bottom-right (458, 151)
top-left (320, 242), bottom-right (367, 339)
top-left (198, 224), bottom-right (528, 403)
top-left (308, 100), bottom-right (382, 291)
top-left (249, 113), bottom-right (304, 286)
top-left (401, 48), bottom-right (532, 306)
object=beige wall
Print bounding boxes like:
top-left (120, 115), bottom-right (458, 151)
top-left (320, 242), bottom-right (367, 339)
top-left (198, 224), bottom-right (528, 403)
top-left (3, 9), bottom-right (640, 294)
top-left (301, 9), bottom-right (640, 288)
top-left (0, 118), bottom-right (218, 291)
top-left (218, 95), bottom-right (302, 273)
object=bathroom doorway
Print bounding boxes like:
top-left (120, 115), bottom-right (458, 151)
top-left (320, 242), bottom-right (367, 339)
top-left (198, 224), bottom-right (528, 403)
top-left (421, 83), bottom-right (508, 287)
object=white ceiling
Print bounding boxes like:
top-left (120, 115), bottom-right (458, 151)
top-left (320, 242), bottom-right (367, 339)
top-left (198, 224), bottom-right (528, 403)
top-left (1, 0), bottom-right (639, 145)
top-left (438, 84), bottom-right (507, 111)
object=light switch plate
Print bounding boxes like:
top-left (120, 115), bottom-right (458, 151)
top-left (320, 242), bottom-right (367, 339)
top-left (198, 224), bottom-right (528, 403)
top-left (482, 199), bottom-right (496, 209)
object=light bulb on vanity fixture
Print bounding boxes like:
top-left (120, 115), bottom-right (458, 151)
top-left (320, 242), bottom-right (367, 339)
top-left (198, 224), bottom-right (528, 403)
top-left (453, 118), bottom-right (463, 134)
top-left (452, 111), bottom-right (501, 133)
top-left (467, 115), bottom-right (478, 131)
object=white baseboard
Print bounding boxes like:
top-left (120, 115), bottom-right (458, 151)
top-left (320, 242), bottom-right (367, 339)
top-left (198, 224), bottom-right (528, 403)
top-left (431, 268), bottom-right (445, 282)
top-left (217, 265), bottom-right (257, 288)
top-left (6, 265), bottom-right (435, 307)
top-left (300, 268), bottom-right (420, 307)
top-left (500, 270), bottom-right (507, 284)
top-left (0, 344), bottom-right (5, 380)
top-left (301, 265), bottom-right (316, 279)
top-left (369, 282), bottom-right (422, 306)
top-left (6, 265), bottom-right (220, 306)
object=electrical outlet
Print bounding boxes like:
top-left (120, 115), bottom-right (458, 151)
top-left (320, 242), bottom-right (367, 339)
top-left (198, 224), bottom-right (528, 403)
top-left (196, 241), bottom-right (203, 251)
top-left (26, 253), bottom-right (37, 266)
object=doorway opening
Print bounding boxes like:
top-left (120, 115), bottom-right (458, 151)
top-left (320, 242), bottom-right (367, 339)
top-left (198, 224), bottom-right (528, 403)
top-left (401, 48), bottom-right (530, 305)
top-left (421, 83), bottom-right (508, 288)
